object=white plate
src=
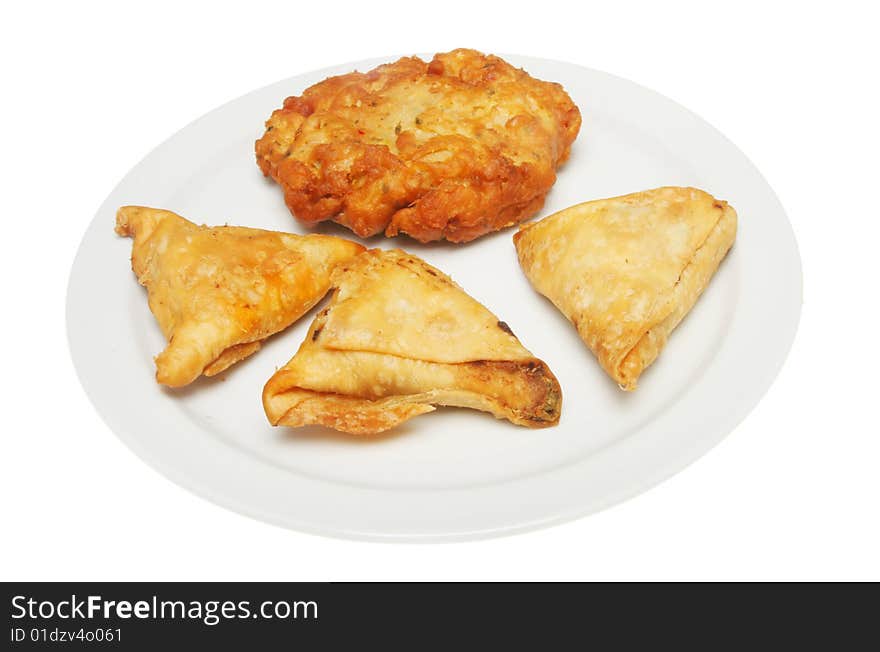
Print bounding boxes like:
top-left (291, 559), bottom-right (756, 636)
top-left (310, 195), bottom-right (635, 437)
top-left (67, 55), bottom-right (802, 541)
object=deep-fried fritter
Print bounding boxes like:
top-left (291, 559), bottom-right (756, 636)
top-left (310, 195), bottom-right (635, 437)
top-left (255, 49), bottom-right (581, 243)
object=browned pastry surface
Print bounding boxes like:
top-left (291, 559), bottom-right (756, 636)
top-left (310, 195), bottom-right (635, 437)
top-left (263, 249), bottom-right (562, 433)
top-left (514, 187), bottom-right (737, 390)
top-left (116, 206), bottom-right (364, 386)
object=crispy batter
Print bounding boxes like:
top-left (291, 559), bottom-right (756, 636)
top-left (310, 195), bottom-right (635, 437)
top-left (514, 187), bottom-right (737, 390)
top-left (116, 206), bottom-right (364, 387)
top-left (256, 49), bottom-right (581, 243)
top-left (263, 249), bottom-right (562, 434)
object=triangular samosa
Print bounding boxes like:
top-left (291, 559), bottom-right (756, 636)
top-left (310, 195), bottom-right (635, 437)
top-left (116, 206), bottom-right (364, 387)
top-left (514, 187), bottom-right (737, 390)
top-left (263, 249), bottom-right (561, 434)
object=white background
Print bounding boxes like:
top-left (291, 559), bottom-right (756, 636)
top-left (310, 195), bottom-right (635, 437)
top-left (1, 0), bottom-right (877, 581)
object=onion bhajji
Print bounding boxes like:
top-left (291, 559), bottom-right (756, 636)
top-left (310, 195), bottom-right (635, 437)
top-left (255, 49), bottom-right (581, 243)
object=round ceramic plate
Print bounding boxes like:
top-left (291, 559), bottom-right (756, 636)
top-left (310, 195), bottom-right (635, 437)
top-left (67, 55), bottom-right (802, 541)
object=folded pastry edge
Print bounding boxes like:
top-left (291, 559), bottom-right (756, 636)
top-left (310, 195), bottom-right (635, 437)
top-left (611, 203), bottom-right (738, 390)
top-left (262, 358), bottom-right (562, 435)
top-left (203, 340), bottom-right (265, 377)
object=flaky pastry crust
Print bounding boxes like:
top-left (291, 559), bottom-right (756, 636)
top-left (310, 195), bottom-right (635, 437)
top-left (514, 187), bottom-right (737, 390)
top-left (116, 206), bottom-right (364, 387)
top-left (263, 249), bottom-right (561, 433)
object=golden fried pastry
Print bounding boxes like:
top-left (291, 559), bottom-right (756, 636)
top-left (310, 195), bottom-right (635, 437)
top-left (514, 187), bottom-right (737, 390)
top-left (255, 48), bottom-right (581, 243)
top-left (116, 206), bottom-right (364, 387)
top-left (263, 249), bottom-right (561, 434)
